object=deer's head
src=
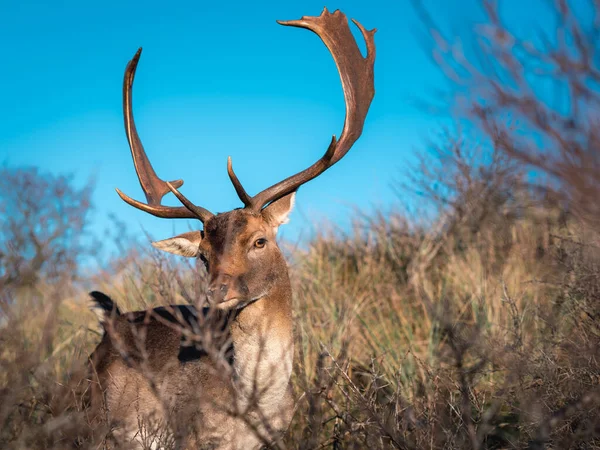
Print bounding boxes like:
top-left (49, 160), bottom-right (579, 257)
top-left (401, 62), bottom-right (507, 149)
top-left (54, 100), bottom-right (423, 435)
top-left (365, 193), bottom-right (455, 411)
top-left (116, 9), bottom-right (376, 310)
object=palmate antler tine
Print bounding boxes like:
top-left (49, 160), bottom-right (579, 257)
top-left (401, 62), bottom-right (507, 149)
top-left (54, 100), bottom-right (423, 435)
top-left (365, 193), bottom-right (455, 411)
top-left (232, 8), bottom-right (376, 211)
top-left (116, 48), bottom-right (214, 222)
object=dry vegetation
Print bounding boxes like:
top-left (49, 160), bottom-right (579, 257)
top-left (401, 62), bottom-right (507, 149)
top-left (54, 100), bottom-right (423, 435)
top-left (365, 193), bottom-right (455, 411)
top-left (2, 1), bottom-right (600, 448)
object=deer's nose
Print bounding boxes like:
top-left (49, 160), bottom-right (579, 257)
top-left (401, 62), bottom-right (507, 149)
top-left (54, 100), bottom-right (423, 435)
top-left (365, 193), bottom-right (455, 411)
top-left (207, 274), bottom-right (231, 303)
top-left (208, 283), bottom-right (228, 296)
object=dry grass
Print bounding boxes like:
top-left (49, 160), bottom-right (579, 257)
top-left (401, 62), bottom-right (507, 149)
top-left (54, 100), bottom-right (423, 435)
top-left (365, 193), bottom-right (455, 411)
top-left (3, 1), bottom-right (600, 448)
top-left (287, 193), bottom-right (600, 448)
top-left (1, 182), bottom-right (599, 448)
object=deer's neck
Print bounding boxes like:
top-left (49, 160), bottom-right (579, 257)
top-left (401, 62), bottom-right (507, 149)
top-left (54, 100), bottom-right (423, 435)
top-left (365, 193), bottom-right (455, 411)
top-left (230, 276), bottom-right (293, 409)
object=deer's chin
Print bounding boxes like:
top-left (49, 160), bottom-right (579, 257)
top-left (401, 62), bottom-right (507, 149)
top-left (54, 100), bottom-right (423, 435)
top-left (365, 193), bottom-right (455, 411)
top-left (214, 295), bottom-right (265, 311)
top-left (214, 297), bottom-right (243, 310)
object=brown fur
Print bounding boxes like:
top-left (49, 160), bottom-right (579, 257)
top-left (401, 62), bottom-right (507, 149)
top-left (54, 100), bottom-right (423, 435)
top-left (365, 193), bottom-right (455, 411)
top-left (89, 196), bottom-right (296, 449)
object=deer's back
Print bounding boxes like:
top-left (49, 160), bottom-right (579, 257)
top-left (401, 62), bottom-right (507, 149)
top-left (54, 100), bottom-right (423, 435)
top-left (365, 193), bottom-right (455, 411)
top-left (90, 304), bottom-right (238, 444)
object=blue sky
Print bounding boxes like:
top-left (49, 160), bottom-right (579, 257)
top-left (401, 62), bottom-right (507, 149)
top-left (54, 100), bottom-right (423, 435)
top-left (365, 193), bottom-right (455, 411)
top-left (0, 0), bottom-right (554, 246)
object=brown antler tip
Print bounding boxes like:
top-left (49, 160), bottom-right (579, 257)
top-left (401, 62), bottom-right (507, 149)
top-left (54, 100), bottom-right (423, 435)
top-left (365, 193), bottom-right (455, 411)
top-left (165, 182), bottom-right (213, 222)
top-left (128, 48), bottom-right (143, 69)
top-left (325, 135), bottom-right (337, 160)
top-left (168, 179), bottom-right (184, 189)
top-left (352, 19), bottom-right (377, 36)
top-left (166, 181), bottom-right (186, 200)
top-left (115, 188), bottom-right (143, 209)
top-left (277, 8), bottom-right (329, 27)
top-left (115, 187), bottom-right (129, 201)
top-left (276, 8), bottom-right (353, 33)
top-left (125, 48), bottom-right (143, 87)
top-left (327, 8), bottom-right (343, 17)
top-left (350, 19), bottom-right (377, 61)
top-left (227, 156), bottom-right (253, 208)
top-left (226, 156), bottom-right (236, 179)
top-left (115, 188), bottom-right (154, 211)
top-left (318, 7), bottom-right (336, 17)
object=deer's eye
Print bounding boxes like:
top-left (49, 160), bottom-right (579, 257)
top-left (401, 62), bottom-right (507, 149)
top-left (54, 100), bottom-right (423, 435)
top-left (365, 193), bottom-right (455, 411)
top-left (254, 238), bottom-right (267, 249)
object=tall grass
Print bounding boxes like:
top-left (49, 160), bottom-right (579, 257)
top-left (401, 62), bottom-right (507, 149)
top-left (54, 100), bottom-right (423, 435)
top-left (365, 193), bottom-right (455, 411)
top-left (1, 175), bottom-right (599, 448)
top-left (3, 1), bottom-right (600, 447)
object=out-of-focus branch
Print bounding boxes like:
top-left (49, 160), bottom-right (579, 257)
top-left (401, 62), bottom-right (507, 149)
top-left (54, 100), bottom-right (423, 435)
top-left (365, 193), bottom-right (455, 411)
top-left (422, 0), bottom-right (600, 229)
top-left (0, 166), bottom-right (94, 290)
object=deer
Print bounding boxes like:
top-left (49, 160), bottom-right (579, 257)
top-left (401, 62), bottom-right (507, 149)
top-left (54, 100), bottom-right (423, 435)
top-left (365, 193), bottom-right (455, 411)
top-left (88, 8), bottom-right (375, 450)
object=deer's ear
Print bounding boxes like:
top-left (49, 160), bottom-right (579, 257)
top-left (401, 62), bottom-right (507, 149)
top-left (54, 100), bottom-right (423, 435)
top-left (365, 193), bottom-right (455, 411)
top-left (151, 231), bottom-right (203, 257)
top-left (262, 191), bottom-right (296, 231)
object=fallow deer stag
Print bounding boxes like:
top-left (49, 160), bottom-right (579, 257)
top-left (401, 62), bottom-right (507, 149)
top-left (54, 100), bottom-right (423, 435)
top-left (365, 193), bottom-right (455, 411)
top-left (89, 8), bottom-right (375, 449)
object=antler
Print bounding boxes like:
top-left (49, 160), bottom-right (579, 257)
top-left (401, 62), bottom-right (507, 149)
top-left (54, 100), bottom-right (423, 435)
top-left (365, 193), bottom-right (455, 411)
top-left (228, 8), bottom-right (376, 210)
top-left (116, 48), bottom-right (214, 222)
